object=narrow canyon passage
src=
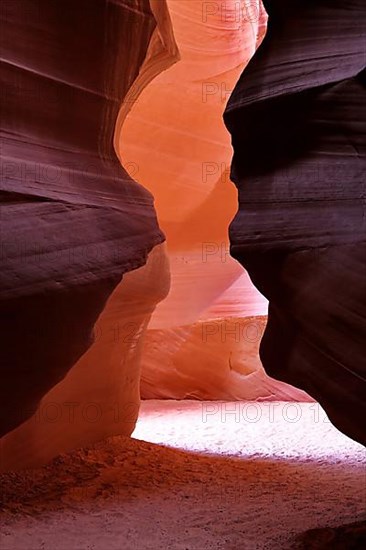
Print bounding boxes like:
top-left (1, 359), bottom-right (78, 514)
top-left (1, 1), bottom-right (365, 549)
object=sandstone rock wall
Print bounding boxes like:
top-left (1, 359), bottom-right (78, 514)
top-left (224, 0), bottom-right (366, 445)
top-left (0, 0), bottom-right (170, 465)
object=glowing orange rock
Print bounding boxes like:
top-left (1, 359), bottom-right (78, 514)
top-left (121, 1), bottom-right (306, 400)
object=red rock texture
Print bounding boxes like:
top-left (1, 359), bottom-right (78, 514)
top-left (0, 0), bottom-right (166, 438)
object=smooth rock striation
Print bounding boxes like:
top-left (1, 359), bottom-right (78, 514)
top-left (0, 0), bottom-right (168, 444)
top-left (224, 0), bottom-right (366, 445)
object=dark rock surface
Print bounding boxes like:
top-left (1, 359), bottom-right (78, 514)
top-left (224, 0), bottom-right (366, 445)
top-left (0, 0), bottom-right (164, 437)
top-left (294, 519), bottom-right (366, 549)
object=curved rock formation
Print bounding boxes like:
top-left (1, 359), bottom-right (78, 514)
top-left (5, 0), bottom-right (356, 472)
top-left (119, 0), bottom-right (307, 400)
top-left (0, 244), bottom-right (169, 471)
top-left (0, 0), bottom-right (169, 445)
top-left (224, 0), bottom-right (366, 445)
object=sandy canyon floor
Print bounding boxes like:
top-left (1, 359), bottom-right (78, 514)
top-left (1, 400), bottom-right (365, 549)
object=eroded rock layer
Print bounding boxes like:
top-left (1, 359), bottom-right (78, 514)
top-left (0, 244), bottom-right (169, 471)
top-left (0, 0), bottom-right (166, 439)
top-left (120, 1), bottom-right (304, 400)
top-left (224, 0), bottom-right (366, 445)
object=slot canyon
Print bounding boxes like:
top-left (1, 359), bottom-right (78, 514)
top-left (1, 1), bottom-right (365, 549)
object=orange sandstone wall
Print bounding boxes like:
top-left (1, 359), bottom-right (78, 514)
top-left (121, 1), bottom-right (308, 401)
